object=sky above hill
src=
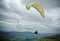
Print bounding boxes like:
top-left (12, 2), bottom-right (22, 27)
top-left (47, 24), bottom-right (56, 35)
top-left (0, 0), bottom-right (60, 33)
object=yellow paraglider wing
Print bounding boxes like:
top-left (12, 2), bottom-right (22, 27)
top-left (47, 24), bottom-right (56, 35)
top-left (26, 3), bottom-right (45, 17)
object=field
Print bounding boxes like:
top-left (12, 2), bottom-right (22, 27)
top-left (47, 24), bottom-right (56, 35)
top-left (35, 35), bottom-right (60, 41)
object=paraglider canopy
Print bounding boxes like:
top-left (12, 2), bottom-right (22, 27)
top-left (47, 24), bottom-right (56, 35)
top-left (26, 3), bottom-right (45, 17)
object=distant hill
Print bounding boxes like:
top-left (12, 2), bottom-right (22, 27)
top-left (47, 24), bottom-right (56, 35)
top-left (0, 31), bottom-right (34, 38)
top-left (0, 31), bottom-right (59, 38)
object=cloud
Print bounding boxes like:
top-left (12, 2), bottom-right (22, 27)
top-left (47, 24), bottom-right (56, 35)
top-left (0, 0), bottom-right (60, 33)
top-left (21, 0), bottom-right (60, 9)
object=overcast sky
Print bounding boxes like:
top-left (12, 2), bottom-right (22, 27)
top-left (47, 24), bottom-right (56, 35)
top-left (0, 0), bottom-right (60, 33)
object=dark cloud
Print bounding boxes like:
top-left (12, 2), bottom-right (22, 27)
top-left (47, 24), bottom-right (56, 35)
top-left (57, 0), bottom-right (60, 7)
top-left (0, 0), bottom-right (6, 9)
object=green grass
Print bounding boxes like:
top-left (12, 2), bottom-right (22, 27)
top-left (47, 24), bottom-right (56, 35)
top-left (35, 35), bottom-right (60, 41)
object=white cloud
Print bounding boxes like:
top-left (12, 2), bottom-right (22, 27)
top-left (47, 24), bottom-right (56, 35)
top-left (0, 0), bottom-right (60, 33)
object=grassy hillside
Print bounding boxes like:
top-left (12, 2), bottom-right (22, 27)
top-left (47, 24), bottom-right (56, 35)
top-left (35, 34), bottom-right (60, 41)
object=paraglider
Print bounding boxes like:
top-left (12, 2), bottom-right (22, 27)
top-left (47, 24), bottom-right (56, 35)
top-left (26, 3), bottom-right (45, 34)
top-left (34, 31), bottom-right (38, 35)
top-left (26, 3), bottom-right (45, 17)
